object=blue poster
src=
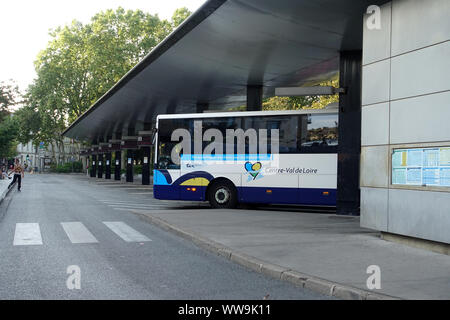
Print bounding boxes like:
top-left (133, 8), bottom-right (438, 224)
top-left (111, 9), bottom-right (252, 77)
top-left (407, 149), bottom-right (422, 167)
top-left (423, 148), bottom-right (439, 167)
top-left (422, 168), bottom-right (439, 186)
top-left (392, 168), bottom-right (407, 185)
top-left (392, 150), bottom-right (406, 168)
top-left (440, 168), bottom-right (450, 186)
top-left (406, 168), bottom-right (422, 185)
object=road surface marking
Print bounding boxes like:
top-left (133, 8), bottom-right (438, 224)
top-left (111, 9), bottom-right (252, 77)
top-left (103, 221), bottom-right (151, 242)
top-left (13, 223), bottom-right (43, 246)
top-left (61, 222), bottom-right (98, 244)
top-left (111, 207), bottom-right (167, 212)
top-left (129, 192), bottom-right (153, 195)
top-left (99, 200), bottom-right (153, 204)
top-left (106, 203), bottom-right (163, 208)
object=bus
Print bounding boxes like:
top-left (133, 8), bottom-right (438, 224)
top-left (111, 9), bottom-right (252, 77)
top-left (153, 109), bottom-right (338, 208)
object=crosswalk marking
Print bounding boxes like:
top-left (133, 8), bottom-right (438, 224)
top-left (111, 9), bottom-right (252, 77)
top-left (13, 223), bottom-right (43, 246)
top-left (103, 221), bottom-right (151, 242)
top-left (61, 222), bottom-right (98, 244)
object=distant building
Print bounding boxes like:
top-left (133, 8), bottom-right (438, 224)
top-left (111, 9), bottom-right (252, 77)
top-left (16, 138), bottom-right (81, 172)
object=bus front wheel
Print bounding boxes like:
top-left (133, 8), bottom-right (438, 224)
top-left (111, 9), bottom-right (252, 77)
top-left (207, 180), bottom-right (238, 209)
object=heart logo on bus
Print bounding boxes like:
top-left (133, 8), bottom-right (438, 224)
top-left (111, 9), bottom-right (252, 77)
top-left (245, 162), bottom-right (262, 180)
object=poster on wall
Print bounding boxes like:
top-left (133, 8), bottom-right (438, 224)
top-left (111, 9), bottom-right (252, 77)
top-left (392, 147), bottom-right (450, 187)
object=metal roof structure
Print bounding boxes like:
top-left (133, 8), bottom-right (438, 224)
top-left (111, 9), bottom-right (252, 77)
top-left (64, 0), bottom-right (388, 142)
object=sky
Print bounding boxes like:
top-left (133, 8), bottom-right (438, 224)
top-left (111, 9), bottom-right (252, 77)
top-left (0, 0), bottom-right (207, 93)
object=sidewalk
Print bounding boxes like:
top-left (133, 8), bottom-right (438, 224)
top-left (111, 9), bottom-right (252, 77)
top-left (130, 206), bottom-right (450, 300)
top-left (0, 179), bottom-right (12, 204)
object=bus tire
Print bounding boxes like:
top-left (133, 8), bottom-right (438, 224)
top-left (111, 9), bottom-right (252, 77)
top-left (207, 180), bottom-right (238, 209)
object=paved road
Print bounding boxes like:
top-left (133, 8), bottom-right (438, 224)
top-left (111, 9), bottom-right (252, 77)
top-left (0, 174), bottom-right (329, 300)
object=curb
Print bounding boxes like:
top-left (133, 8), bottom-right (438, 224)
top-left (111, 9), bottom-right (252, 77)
top-left (0, 182), bottom-right (15, 206)
top-left (130, 210), bottom-right (400, 300)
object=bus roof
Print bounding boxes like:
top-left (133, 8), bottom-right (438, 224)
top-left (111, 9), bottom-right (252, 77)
top-left (156, 108), bottom-right (338, 121)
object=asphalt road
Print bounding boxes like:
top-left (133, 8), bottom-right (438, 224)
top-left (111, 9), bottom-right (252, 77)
top-left (0, 173), bottom-right (329, 300)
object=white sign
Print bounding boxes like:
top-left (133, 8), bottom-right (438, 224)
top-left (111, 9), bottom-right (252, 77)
top-left (116, 160), bottom-right (119, 165)
top-left (127, 158), bottom-right (132, 164)
top-left (144, 157), bottom-right (148, 164)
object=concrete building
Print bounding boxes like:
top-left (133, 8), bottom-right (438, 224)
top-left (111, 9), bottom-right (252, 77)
top-left (360, 0), bottom-right (450, 244)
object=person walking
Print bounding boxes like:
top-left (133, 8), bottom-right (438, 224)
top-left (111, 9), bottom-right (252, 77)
top-left (8, 159), bottom-right (24, 191)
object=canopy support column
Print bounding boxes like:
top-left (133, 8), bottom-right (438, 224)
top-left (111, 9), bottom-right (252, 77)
top-left (337, 50), bottom-right (362, 216)
top-left (247, 85), bottom-right (263, 111)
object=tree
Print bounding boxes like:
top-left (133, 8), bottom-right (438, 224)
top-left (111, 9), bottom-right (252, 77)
top-left (0, 81), bottom-right (20, 159)
top-left (19, 7), bottom-right (192, 162)
top-left (0, 80), bottom-right (19, 121)
top-left (32, 7), bottom-right (189, 125)
top-left (0, 116), bottom-right (19, 159)
top-left (171, 7), bottom-right (192, 28)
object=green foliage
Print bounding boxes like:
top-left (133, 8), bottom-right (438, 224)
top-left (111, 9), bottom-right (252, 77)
top-left (228, 79), bottom-right (339, 112)
top-left (18, 7), bottom-right (192, 147)
top-left (0, 82), bottom-right (19, 158)
top-left (50, 161), bottom-right (83, 173)
top-left (0, 116), bottom-right (19, 159)
top-left (171, 7), bottom-right (192, 28)
top-left (72, 161), bottom-right (83, 172)
top-left (0, 80), bottom-right (19, 122)
top-left (263, 79), bottom-right (339, 110)
top-left (14, 103), bottom-right (42, 146)
top-left (134, 164), bottom-right (142, 174)
top-left (0, 81), bottom-right (20, 158)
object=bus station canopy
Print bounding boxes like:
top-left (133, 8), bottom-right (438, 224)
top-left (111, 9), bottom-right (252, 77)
top-left (64, 0), bottom-right (388, 142)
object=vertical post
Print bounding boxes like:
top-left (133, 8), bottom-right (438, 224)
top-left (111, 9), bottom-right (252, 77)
top-left (142, 147), bottom-right (151, 185)
top-left (247, 85), bottom-right (263, 111)
top-left (196, 103), bottom-right (208, 113)
top-left (337, 51), bottom-right (362, 216)
top-left (105, 152), bottom-right (111, 179)
top-left (126, 149), bottom-right (133, 183)
top-left (97, 153), bottom-right (103, 178)
top-left (114, 151), bottom-right (121, 181)
top-left (90, 155), bottom-right (97, 178)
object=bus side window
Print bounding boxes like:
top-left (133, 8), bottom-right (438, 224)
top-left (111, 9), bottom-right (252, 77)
top-left (299, 114), bottom-right (338, 153)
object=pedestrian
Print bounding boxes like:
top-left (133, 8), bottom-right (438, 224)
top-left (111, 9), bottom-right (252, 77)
top-left (8, 159), bottom-right (24, 191)
top-left (1, 166), bottom-right (7, 180)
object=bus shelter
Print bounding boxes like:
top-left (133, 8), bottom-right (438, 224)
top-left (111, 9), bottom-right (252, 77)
top-left (64, 0), bottom-right (390, 216)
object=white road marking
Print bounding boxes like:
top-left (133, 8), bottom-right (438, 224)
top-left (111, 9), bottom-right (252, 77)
top-left (129, 192), bottom-right (153, 195)
top-left (106, 203), bottom-right (162, 208)
top-left (61, 222), bottom-right (98, 244)
top-left (99, 200), bottom-right (153, 203)
top-left (103, 222), bottom-right (151, 242)
top-left (13, 223), bottom-right (43, 246)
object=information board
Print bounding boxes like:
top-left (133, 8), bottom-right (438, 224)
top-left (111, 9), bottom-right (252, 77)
top-left (392, 147), bottom-right (450, 187)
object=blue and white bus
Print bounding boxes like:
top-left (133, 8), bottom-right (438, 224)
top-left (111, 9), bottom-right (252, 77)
top-left (153, 109), bottom-right (338, 208)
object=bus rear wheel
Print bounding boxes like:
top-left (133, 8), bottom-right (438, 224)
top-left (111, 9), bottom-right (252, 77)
top-left (208, 180), bottom-right (238, 209)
